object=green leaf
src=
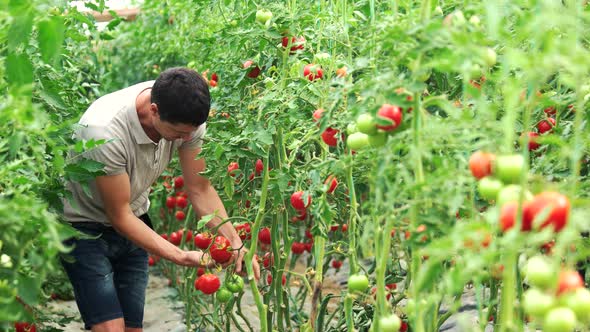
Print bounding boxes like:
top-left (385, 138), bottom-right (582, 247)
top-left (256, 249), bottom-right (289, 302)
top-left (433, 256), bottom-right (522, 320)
top-left (197, 213), bottom-right (216, 230)
top-left (39, 85), bottom-right (66, 110)
top-left (17, 274), bottom-right (40, 306)
top-left (6, 52), bottom-right (33, 86)
top-left (38, 16), bottom-right (65, 65)
top-left (7, 12), bottom-right (33, 50)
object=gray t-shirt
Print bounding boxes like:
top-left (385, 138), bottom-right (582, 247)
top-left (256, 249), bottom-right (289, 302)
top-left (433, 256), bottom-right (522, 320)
top-left (63, 81), bottom-right (206, 225)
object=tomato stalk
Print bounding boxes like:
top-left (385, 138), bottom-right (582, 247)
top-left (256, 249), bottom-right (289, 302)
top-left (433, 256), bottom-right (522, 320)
top-left (344, 149), bottom-right (359, 331)
top-left (244, 153), bottom-right (270, 332)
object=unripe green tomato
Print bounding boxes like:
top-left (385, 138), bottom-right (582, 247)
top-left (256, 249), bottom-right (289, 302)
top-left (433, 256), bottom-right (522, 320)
top-left (543, 307), bottom-right (577, 332)
top-left (356, 114), bottom-right (378, 135)
top-left (524, 256), bottom-right (556, 290)
top-left (255, 9), bottom-right (273, 25)
top-left (484, 48), bottom-right (497, 67)
top-left (522, 288), bottom-right (555, 318)
top-left (348, 274), bottom-right (369, 292)
top-left (346, 123), bottom-right (358, 135)
top-left (379, 314), bottom-right (401, 331)
top-left (368, 132), bottom-right (388, 147)
top-left (496, 184), bottom-right (533, 208)
top-left (405, 298), bottom-right (416, 315)
top-left (216, 287), bottom-right (233, 303)
top-left (494, 154), bottom-right (525, 184)
top-left (561, 288), bottom-right (590, 323)
top-left (477, 176), bottom-right (503, 201)
top-left (347, 132), bottom-right (369, 151)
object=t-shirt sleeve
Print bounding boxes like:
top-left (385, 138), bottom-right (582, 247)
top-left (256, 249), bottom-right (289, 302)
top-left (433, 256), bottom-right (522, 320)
top-left (76, 125), bottom-right (127, 176)
top-left (179, 123), bottom-right (207, 150)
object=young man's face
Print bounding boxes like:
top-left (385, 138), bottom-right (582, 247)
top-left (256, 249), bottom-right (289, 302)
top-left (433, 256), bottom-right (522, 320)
top-left (156, 118), bottom-right (199, 141)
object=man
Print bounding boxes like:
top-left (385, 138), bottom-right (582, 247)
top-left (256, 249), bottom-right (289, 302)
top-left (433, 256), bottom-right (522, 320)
top-left (62, 67), bottom-right (260, 332)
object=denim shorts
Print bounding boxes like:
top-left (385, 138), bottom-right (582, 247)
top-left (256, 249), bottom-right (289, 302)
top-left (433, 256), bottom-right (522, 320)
top-left (60, 216), bottom-right (151, 330)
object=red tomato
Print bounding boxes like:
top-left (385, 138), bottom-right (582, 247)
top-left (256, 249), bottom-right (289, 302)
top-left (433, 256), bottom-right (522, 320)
top-left (194, 232), bottom-right (213, 250)
top-left (557, 270), bottom-right (584, 296)
top-left (291, 209), bottom-right (307, 222)
top-left (523, 192), bottom-right (570, 232)
top-left (325, 175), bottom-right (338, 194)
top-left (303, 64), bottom-right (323, 81)
top-left (321, 127), bottom-right (339, 146)
top-left (526, 132), bottom-right (540, 151)
top-left (176, 196), bottom-right (188, 209)
top-left (14, 322), bottom-right (36, 332)
top-left (165, 196), bottom-right (176, 209)
top-left (174, 210), bottom-right (186, 221)
top-left (195, 273), bottom-right (221, 294)
top-left (262, 252), bottom-right (273, 269)
top-left (248, 172), bottom-right (255, 181)
top-left (304, 242), bottom-right (313, 252)
top-left (537, 117), bottom-right (556, 134)
top-left (341, 224), bottom-right (348, 232)
top-left (174, 176), bottom-right (184, 189)
top-left (160, 233), bottom-right (168, 241)
top-left (227, 162), bottom-right (239, 176)
top-left (243, 60), bottom-right (261, 78)
top-left (290, 191), bottom-right (311, 211)
top-left (331, 259), bottom-right (343, 269)
top-left (258, 227), bottom-right (271, 245)
top-left (148, 256), bottom-right (155, 266)
top-left (312, 108), bottom-right (325, 122)
top-left (267, 274), bottom-right (287, 285)
top-left (235, 223), bottom-right (252, 240)
top-left (291, 242), bottom-right (306, 254)
top-left (183, 229), bottom-right (193, 242)
top-left (169, 232), bottom-right (181, 245)
top-left (197, 267), bottom-right (205, 277)
top-left (544, 106), bottom-right (557, 115)
top-left (210, 236), bottom-right (233, 263)
top-left (499, 201), bottom-right (527, 232)
top-left (211, 73), bottom-right (218, 82)
top-left (282, 36), bottom-right (305, 51)
top-left (469, 151), bottom-right (495, 179)
top-left (376, 104), bottom-right (403, 131)
top-left (255, 159), bottom-right (264, 175)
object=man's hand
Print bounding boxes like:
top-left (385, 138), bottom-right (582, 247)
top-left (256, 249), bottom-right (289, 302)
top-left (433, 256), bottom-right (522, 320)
top-left (234, 247), bottom-right (261, 281)
top-left (181, 251), bottom-right (215, 268)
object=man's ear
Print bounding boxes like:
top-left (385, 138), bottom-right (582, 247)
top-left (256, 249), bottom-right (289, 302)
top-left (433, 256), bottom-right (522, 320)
top-left (150, 103), bottom-right (159, 117)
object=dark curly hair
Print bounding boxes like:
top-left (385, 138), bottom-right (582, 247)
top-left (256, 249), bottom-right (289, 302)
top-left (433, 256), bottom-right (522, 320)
top-left (151, 67), bottom-right (210, 126)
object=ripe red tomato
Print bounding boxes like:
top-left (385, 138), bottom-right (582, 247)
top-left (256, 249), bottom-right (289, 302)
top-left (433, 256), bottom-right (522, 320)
top-left (211, 73), bottom-right (218, 82)
top-left (282, 36), bottom-right (305, 52)
top-left (321, 127), bottom-right (339, 146)
top-left (170, 231), bottom-right (181, 245)
top-left (227, 162), bottom-right (239, 176)
top-left (304, 242), bottom-right (313, 252)
top-left (557, 270), bottom-right (584, 296)
top-left (194, 232), bottom-right (213, 249)
top-left (234, 223), bottom-right (252, 240)
top-left (325, 175), bottom-right (338, 194)
top-left (525, 132), bottom-right (540, 150)
top-left (174, 210), bottom-right (186, 221)
top-left (291, 209), bottom-right (306, 222)
top-left (174, 176), bottom-right (184, 189)
top-left (331, 259), bottom-right (343, 269)
top-left (291, 242), bottom-right (306, 255)
top-left (197, 267), bottom-right (205, 277)
top-left (290, 191), bottom-right (311, 211)
top-left (341, 224), bottom-right (348, 232)
top-left (195, 273), bottom-right (221, 295)
top-left (148, 256), bottom-right (155, 266)
top-left (14, 322), bottom-right (36, 332)
top-left (248, 172), bottom-right (255, 181)
top-left (303, 64), bottom-right (323, 81)
top-left (376, 104), bottom-right (403, 131)
top-left (258, 227), bottom-right (271, 245)
top-left (262, 252), bottom-right (273, 269)
top-left (312, 108), bottom-right (325, 122)
top-left (469, 151), bottom-right (495, 179)
top-left (523, 191), bottom-right (570, 232)
top-left (165, 196), bottom-right (176, 209)
top-left (160, 233), bottom-right (168, 241)
top-left (243, 60), bottom-right (261, 78)
top-left (210, 236), bottom-right (233, 263)
top-left (255, 159), bottom-right (264, 175)
top-left (176, 196), bottom-right (188, 209)
top-left (537, 118), bottom-right (556, 134)
top-left (544, 106), bottom-right (557, 115)
top-left (499, 201), bottom-right (522, 232)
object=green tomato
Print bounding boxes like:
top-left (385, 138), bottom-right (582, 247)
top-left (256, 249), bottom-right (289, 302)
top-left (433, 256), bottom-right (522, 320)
top-left (356, 114), bottom-right (378, 135)
top-left (368, 131), bottom-right (388, 147)
top-left (494, 154), bottom-right (526, 184)
top-left (216, 287), bottom-right (233, 303)
top-left (347, 132), bottom-right (369, 151)
top-left (483, 47), bottom-right (497, 67)
top-left (379, 314), bottom-right (401, 332)
top-left (524, 256), bottom-right (556, 290)
top-left (346, 123), bottom-right (358, 135)
top-left (543, 307), bottom-right (577, 332)
top-left (562, 288), bottom-right (590, 323)
top-left (255, 9), bottom-right (273, 25)
top-left (477, 177), bottom-right (503, 201)
top-left (348, 274), bottom-right (369, 292)
top-left (496, 184), bottom-right (533, 208)
top-left (522, 288), bottom-right (555, 318)
top-left (225, 275), bottom-right (244, 293)
top-left (404, 298), bottom-right (416, 316)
